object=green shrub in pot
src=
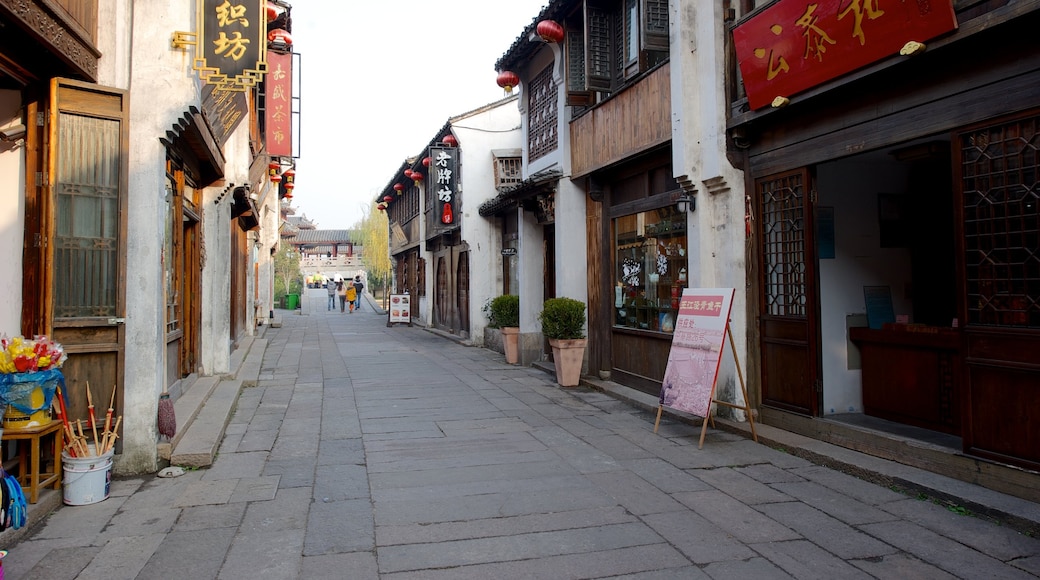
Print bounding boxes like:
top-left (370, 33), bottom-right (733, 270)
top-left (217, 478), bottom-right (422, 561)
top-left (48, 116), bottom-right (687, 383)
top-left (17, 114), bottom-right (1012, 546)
top-left (538, 297), bottom-right (586, 340)
top-left (488, 295), bottom-right (520, 328)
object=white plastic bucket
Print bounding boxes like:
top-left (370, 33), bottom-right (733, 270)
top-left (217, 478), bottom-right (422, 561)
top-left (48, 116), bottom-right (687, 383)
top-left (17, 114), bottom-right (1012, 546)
top-left (62, 446), bottom-right (113, 505)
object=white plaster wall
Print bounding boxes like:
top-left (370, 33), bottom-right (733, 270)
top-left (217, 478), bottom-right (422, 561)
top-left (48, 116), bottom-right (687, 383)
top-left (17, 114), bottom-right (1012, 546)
top-left (119, 0), bottom-right (201, 473)
top-left (670, 0), bottom-right (751, 415)
top-left (256, 184), bottom-right (280, 325)
top-left (817, 159), bottom-right (912, 415)
top-left (0, 91), bottom-right (25, 337)
top-left (453, 98), bottom-right (522, 345)
top-left (518, 208), bottom-right (545, 363)
top-left (512, 40), bottom-right (587, 341)
top-left (200, 123), bottom-right (253, 375)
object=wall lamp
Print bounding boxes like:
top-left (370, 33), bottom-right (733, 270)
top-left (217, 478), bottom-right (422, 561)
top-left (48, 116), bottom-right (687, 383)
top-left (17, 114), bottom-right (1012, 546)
top-left (676, 193), bottom-right (696, 213)
top-left (0, 122), bottom-right (26, 141)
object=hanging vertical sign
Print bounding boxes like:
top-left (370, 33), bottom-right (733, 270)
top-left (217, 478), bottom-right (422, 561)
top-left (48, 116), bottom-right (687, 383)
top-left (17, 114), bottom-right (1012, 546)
top-left (264, 50), bottom-right (293, 157)
top-left (194, 0), bottom-right (267, 91)
top-left (659, 288), bottom-right (735, 418)
top-left (430, 146), bottom-right (458, 226)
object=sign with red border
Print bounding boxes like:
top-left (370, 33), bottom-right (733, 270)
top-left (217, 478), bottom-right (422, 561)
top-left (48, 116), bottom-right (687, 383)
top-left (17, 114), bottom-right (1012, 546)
top-left (659, 288), bottom-right (735, 418)
top-left (733, 0), bottom-right (957, 110)
top-left (264, 50), bottom-right (292, 157)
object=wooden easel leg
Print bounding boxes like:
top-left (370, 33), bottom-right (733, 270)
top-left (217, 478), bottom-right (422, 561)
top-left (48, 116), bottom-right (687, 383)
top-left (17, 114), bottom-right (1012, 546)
top-left (653, 405), bottom-right (663, 433)
top-left (727, 324), bottom-right (758, 443)
top-left (698, 410), bottom-right (711, 449)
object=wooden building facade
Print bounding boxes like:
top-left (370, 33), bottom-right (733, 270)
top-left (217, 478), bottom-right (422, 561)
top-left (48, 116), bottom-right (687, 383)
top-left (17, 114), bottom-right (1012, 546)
top-left (728, 0), bottom-right (1040, 475)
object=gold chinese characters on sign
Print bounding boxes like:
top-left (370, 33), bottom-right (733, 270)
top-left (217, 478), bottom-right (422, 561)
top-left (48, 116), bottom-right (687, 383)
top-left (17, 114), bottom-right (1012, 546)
top-left (187, 1), bottom-right (268, 91)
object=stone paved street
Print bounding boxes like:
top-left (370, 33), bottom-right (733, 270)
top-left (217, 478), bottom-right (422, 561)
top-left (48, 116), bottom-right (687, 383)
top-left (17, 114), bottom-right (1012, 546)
top-left (4, 289), bottom-right (1039, 579)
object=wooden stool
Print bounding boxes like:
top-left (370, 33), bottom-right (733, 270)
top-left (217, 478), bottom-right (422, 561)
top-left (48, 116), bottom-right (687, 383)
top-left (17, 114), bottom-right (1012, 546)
top-left (2, 420), bottom-right (63, 504)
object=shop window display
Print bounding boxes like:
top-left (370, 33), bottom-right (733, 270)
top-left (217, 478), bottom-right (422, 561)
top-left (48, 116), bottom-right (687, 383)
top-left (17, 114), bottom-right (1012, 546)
top-left (614, 207), bottom-right (687, 332)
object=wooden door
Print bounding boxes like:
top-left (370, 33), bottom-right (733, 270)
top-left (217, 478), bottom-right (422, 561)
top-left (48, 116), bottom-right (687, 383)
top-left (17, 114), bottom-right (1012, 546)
top-left (45, 78), bottom-right (129, 427)
top-left (164, 172), bottom-right (183, 390)
top-left (456, 250), bottom-right (470, 337)
top-left (434, 252), bottom-right (451, 331)
top-left (181, 204), bottom-right (201, 377)
top-left (543, 224), bottom-right (556, 356)
top-left (954, 111), bottom-right (1040, 471)
top-left (756, 168), bottom-right (821, 416)
top-left (230, 222), bottom-right (248, 345)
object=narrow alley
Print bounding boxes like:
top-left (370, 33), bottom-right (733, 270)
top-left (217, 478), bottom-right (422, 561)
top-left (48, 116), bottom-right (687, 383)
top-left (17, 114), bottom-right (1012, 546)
top-left (4, 288), bottom-right (1039, 579)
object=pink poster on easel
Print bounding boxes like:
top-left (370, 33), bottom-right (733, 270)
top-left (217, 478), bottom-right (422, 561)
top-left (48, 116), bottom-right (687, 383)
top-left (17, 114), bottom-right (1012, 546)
top-left (659, 288), bottom-right (735, 418)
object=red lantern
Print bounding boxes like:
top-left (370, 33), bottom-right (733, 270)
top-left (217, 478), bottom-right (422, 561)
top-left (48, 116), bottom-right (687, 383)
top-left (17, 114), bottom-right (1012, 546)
top-left (422, 157), bottom-right (431, 167)
top-left (442, 134), bottom-right (458, 147)
top-left (383, 195), bottom-right (394, 202)
top-left (282, 168), bottom-right (295, 189)
top-left (377, 204), bottom-right (386, 211)
top-left (497, 70), bottom-right (520, 94)
top-left (536, 20), bottom-right (564, 43)
top-left (393, 183), bottom-right (405, 195)
top-left (268, 162), bottom-right (281, 183)
top-left (404, 169), bottom-right (414, 179)
top-left (283, 190), bottom-right (293, 200)
top-left (268, 29), bottom-right (293, 48)
top-left (411, 172), bottom-right (424, 187)
top-left (265, 2), bottom-right (279, 21)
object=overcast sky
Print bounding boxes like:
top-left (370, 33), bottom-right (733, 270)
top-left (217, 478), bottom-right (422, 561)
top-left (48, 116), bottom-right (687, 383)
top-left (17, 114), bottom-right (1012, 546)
top-left (287, 0), bottom-right (547, 230)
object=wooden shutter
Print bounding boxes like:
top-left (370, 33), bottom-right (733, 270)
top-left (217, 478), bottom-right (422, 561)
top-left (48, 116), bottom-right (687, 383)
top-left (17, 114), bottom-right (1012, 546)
top-left (641, 0), bottom-right (669, 52)
top-left (566, 28), bottom-right (594, 106)
top-left (584, 0), bottom-right (614, 92)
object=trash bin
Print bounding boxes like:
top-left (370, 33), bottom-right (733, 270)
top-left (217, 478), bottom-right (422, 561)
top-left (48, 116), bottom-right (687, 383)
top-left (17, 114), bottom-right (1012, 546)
top-left (286, 293), bottom-right (299, 310)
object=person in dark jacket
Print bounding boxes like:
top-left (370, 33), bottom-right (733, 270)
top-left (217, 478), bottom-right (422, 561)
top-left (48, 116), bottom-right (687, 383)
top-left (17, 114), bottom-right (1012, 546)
top-left (352, 276), bottom-right (364, 312)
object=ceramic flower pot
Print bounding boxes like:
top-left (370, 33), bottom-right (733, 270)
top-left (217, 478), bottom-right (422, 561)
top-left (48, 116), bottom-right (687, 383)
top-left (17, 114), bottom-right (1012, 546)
top-left (502, 327), bottom-right (520, 364)
top-left (548, 338), bottom-right (587, 387)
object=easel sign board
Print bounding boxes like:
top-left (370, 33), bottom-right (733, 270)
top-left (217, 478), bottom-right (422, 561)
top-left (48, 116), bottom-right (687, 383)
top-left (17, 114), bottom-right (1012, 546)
top-left (659, 288), bottom-right (735, 418)
top-left (388, 294), bottom-right (411, 326)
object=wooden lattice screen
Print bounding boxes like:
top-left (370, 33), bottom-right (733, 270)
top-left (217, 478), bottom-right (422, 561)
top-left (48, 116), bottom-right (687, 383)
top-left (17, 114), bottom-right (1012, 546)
top-left (759, 173), bottom-right (807, 317)
top-left (527, 65), bottom-right (558, 162)
top-left (959, 114), bottom-right (1040, 328)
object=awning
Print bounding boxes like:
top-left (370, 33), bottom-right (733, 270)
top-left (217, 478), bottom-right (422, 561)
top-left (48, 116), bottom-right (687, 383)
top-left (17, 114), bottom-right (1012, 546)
top-left (159, 106), bottom-right (225, 186)
top-left (477, 168), bottom-right (561, 217)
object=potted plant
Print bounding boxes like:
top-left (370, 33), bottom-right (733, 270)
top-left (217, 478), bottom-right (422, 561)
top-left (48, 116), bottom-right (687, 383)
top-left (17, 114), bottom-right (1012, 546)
top-left (489, 295), bottom-right (520, 364)
top-left (538, 297), bottom-right (587, 386)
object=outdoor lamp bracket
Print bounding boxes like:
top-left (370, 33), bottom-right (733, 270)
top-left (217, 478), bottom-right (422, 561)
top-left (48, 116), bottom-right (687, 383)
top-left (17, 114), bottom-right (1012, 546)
top-left (676, 193), bottom-right (695, 213)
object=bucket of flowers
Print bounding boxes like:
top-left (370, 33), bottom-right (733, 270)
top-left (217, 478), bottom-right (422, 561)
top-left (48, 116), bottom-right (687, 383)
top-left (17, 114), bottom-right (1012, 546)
top-left (0, 335), bottom-right (68, 431)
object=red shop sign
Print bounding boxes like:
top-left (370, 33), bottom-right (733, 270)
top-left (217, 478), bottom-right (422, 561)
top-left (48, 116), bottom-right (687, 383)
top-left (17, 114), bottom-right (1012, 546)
top-left (733, 0), bottom-right (957, 110)
top-left (265, 50), bottom-right (293, 157)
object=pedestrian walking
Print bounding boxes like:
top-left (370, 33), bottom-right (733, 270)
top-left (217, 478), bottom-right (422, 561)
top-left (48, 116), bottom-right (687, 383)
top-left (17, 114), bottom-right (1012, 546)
top-left (352, 276), bottom-right (364, 312)
top-left (345, 282), bottom-right (357, 313)
top-left (336, 279), bottom-right (347, 312)
top-left (326, 277), bottom-right (337, 311)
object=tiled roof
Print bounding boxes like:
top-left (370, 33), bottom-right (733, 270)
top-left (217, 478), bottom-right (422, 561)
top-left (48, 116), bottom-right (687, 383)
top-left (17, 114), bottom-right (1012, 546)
top-left (494, 2), bottom-right (566, 73)
top-left (288, 229), bottom-right (358, 244)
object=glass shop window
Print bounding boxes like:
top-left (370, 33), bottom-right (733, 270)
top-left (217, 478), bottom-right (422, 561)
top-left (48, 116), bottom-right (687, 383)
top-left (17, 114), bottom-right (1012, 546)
top-left (613, 206), bottom-right (687, 333)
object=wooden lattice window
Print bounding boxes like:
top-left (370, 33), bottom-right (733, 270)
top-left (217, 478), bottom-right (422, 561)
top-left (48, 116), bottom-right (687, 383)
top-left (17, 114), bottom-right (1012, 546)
top-left (528, 65), bottom-right (558, 162)
top-left (494, 156), bottom-right (522, 189)
top-left (759, 173), bottom-right (807, 317)
top-left (959, 113), bottom-right (1040, 328)
top-left (54, 114), bottom-right (120, 318)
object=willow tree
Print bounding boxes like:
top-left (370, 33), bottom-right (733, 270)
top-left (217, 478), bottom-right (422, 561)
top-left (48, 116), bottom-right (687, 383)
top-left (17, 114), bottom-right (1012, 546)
top-left (355, 204), bottom-right (391, 298)
top-left (273, 244), bottom-right (302, 301)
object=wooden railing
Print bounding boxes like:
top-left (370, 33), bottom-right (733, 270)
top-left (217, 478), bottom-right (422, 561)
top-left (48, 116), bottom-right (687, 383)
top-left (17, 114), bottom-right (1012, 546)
top-left (53, 0), bottom-right (98, 44)
top-left (570, 63), bottom-right (671, 178)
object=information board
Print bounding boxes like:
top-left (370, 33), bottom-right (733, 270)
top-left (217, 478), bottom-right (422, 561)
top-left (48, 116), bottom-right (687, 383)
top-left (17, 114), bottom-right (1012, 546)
top-left (388, 294), bottom-right (410, 324)
top-left (659, 288), bottom-right (735, 418)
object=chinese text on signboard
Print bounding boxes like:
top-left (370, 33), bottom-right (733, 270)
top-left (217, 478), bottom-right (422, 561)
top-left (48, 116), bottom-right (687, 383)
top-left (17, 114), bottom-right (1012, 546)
top-left (659, 288), bottom-right (735, 418)
top-left (264, 50), bottom-right (292, 157)
top-left (430, 146), bottom-right (458, 226)
top-left (732, 0), bottom-right (956, 110)
top-left (197, 0), bottom-right (267, 91)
